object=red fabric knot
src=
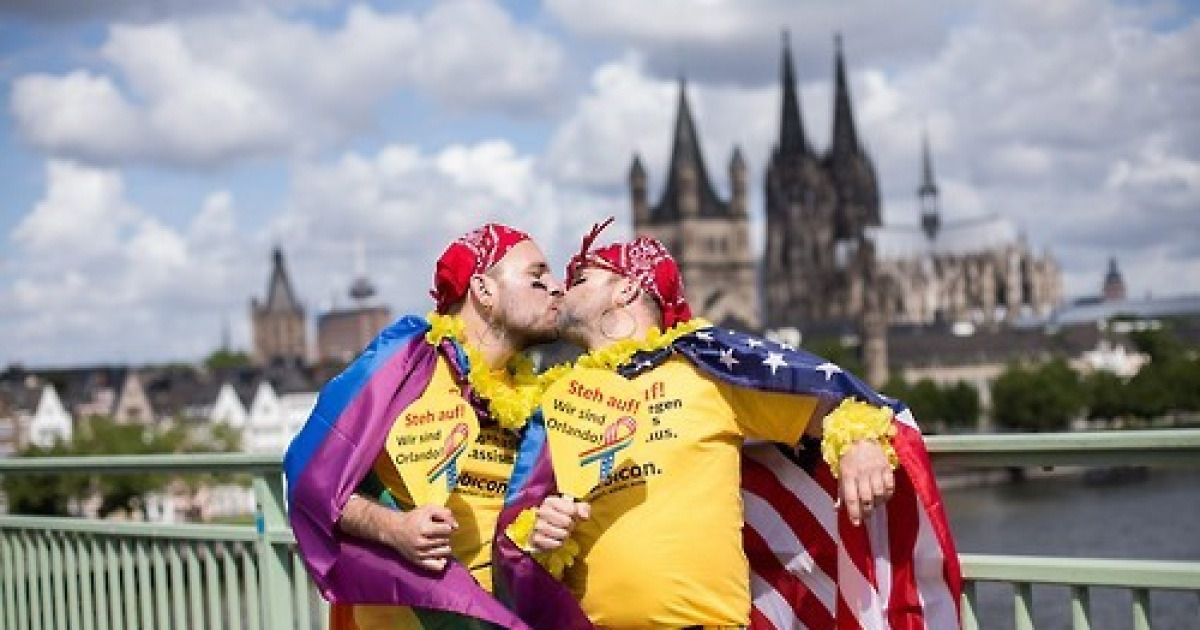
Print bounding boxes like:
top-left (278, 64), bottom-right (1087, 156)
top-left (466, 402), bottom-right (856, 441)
top-left (567, 218), bottom-right (692, 328)
top-left (430, 223), bottom-right (530, 313)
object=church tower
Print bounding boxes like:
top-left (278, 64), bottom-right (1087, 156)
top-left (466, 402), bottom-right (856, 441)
top-left (763, 33), bottom-right (880, 331)
top-left (631, 78), bottom-right (758, 329)
top-left (1102, 257), bottom-right (1126, 302)
top-left (251, 247), bottom-right (308, 366)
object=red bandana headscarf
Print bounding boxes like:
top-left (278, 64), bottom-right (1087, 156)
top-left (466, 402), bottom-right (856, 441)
top-left (431, 223), bottom-right (530, 313)
top-left (566, 217), bottom-right (693, 328)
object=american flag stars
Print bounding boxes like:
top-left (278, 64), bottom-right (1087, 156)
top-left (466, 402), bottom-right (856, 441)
top-left (762, 352), bottom-right (789, 375)
top-left (718, 348), bottom-right (740, 370)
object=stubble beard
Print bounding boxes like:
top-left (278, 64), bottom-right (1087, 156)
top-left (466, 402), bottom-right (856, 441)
top-left (555, 307), bottom-right (595, 349)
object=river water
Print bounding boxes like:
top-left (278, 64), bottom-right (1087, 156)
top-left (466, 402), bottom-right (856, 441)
top-left (941, 468), bottom-right (1200, 628)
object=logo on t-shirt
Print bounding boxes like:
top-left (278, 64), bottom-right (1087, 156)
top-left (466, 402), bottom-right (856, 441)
top-left (578, 416), bottom-right (638, 483)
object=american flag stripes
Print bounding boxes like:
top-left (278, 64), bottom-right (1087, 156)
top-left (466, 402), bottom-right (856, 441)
top-left (669, 328), bottom-right (963, 629)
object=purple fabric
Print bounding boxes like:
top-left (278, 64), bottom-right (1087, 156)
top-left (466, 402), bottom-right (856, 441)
top-left (493, 419), bottom-right (595, 630)
top-left (289, 332), bottom-right (528, 627)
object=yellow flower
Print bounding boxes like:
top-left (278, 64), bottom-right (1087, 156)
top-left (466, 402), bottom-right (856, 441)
top-left (504, 508), bottom-right (580, 579)
top-left (820, 398), bottom-right (899, 477)
top-left (425, 312), bottom-right (544, 431)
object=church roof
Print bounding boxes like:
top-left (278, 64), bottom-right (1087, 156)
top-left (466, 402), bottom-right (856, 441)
top-left (649, 78), bottom-right (731, 223)
top-left (1050, 294), bottom-right (1200, 326)
top-left (869, 213), bottom-right (1018, 260)
top-left (261, 248), bottom-right (303, 314)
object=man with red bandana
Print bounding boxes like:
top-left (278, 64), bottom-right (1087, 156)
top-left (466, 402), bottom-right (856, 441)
top-left (285, 223), bottom-right (562, 629)
top-left (495, 219), bottom-right (962, 629)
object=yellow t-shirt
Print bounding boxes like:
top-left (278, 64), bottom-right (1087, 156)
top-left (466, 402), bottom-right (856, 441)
top-left (562, 356), bottom-right (818, 629)
top-left (353, 355), bottom-right (519, 629)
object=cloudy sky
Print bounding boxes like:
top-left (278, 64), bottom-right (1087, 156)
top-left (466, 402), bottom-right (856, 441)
top-left (2, 0), bottom-right (1197, 367)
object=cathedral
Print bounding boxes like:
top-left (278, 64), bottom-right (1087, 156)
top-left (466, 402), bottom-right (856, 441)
top-left (630, 34), bottom-right (1062, 383)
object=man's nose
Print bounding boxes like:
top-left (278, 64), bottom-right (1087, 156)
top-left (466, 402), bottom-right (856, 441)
top-left (546, 276), bottom-right (565, 297)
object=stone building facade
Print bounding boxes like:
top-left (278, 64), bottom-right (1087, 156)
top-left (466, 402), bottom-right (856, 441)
top-left (251, 248), bottom-right (308, 367)
top-left (871, 138), bottom-right (1061, 329)
top-left (629, 35), bottom-right (1062, 384)
top-left (630, 81), bottom-right (759, 330)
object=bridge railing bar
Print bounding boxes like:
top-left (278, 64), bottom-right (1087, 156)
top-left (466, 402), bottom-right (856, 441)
top-left (2, 429), bottom-right (1199, 628)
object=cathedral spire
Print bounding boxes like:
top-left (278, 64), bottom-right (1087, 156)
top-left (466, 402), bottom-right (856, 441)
top-left (667, 76), bottom-right (707, 180)
top-left (779, 30), bottom-right (809, 156)
top-left (830, 33), bottom-right (861, 158)
top-left (919, 129), bottom-right (941, 240)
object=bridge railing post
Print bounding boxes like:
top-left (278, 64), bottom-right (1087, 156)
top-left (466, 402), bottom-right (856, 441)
top-left (254, 471), bottom-right (296, 630)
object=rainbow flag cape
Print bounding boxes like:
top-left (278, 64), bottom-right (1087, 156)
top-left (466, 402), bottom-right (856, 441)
top-left (284, 315), bottom-right (528, 629)
top-left (494, 326), bottom-right (962, 629)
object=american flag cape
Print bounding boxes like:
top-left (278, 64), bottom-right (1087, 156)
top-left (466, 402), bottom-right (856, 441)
top-left (494, 326), bottom-right (962, 630)
top-left (283, 315), bottom-right (529, 629)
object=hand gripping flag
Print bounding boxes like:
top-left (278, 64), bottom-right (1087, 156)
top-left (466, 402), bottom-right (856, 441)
top-left (494, 326), bottom-right (961, 630)
top-left (284, 315), bottom-right (529, 629)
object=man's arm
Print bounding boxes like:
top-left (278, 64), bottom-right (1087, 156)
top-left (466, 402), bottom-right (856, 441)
top-left (805, 406), bottom-right (897, 527)
top-left (337, 494), bottom-right (459, 571)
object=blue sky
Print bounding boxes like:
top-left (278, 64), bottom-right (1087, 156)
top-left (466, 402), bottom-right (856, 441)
top-left (2, 0), bottom-right (1198, 366)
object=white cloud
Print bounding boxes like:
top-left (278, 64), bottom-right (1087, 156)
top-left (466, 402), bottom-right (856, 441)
top-left (4, 1), bottom-right (1200, 366)
top-left (9, 0), bottom-right (566, 169)
top-left (3, 161), bottom-right (257, 364)
top-left (272, 139), bottom-right (620, 320)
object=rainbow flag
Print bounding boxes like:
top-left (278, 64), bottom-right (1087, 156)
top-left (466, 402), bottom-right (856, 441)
top-left (284, 315), bottom-right (528, 629)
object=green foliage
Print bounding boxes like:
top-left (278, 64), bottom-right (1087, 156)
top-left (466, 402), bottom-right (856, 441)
top-left (2, 441), bottom-right (87, 516)
top-left (942, 381), bottom-right (982, 430)
top-left (5, 415), bottom-right (244, 518)
top-left (1082, 370), bottom-right (1131, 420)
top-left (1128, 326), bottom-right (1182, 363)
top-left (881, 377), bottom-right (980, 432)
top-left (991, 358), bottom-right (1084, 432)
top-left (204, 349), bottom-right (252, 371)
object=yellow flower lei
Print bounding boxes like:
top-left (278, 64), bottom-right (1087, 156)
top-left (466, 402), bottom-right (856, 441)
top-left (820, 398), bottom-right (899, 477)
top-left (572, 318), bottom-right (711, 372)
top-left (425, 312), bottom-right (548, 431)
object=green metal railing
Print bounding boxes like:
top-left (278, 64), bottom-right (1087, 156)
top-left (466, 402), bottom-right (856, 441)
top-left (0, 454), bottom-right (320, 630)
top-left (924, 429), bottom-right (1200, 629)
top-left (1, 430), bottom-right (1199, 629)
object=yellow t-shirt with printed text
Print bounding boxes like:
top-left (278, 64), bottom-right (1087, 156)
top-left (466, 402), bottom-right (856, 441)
top-left (562, 356), bottom-right (819, 629)
top-left (352, 354), bottom-right (518, 629)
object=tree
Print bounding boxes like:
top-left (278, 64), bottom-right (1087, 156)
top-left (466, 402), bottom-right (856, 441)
top-left (2, 441), bottom-right (88, 516)
top-left (204, 349), bottom-right (252, 371)
top-left (72, 415), bottom-right (190, 518)
top-left (942, 381), bottom-right (981, 430)
top-left (4, 415), bottom-right (244, 519)
top-left (880, 377), bottom-right (980, 432)
top-left (1083, 370), bottom-right (1130, 421)
top-left (991, 359), bottom-right (1084, 432)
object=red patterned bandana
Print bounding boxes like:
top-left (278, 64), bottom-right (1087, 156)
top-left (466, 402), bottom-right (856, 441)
top-left (567, 218), bottom-right (693, 328)
top-left (431, 223), bottom-right (531, 313)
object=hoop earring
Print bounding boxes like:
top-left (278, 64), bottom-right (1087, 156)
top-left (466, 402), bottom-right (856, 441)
top-left (600, 307), bottom-right (636, 341)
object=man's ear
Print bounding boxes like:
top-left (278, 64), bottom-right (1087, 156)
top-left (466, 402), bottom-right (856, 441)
top-left (469, 274), bottom-right (496, 309)
top-left (614, 277), bottom-right (641, 307)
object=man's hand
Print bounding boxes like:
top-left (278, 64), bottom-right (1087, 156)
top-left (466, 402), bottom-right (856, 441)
top-left (339, 496), bottom-right (458, 572)
top-left (385, 504), bottom-right (459, 571)
top-left (838, 440), bottom-right (895, 526)
top-left (530, 495), bottom-right (590, 552)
